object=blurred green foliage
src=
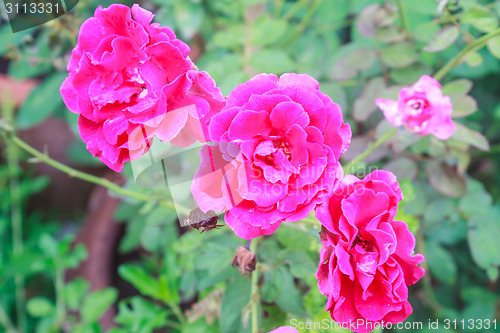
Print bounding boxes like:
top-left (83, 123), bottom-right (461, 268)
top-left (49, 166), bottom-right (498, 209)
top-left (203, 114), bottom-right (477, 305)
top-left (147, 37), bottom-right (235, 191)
top-left (1, 0), bottom-right (500, 332)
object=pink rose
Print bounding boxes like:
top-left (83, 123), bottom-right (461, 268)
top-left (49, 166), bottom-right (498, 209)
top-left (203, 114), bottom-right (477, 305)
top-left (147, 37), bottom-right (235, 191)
top-left (268, 327), bottom-right (300, 333)
top-left (60, 4), bottom-right (224, 172)
top-left (192, 73), bottom-right (351, 239)
top-left (315, 170), bottom-right (425, 333)
top-left (375, 75), bottom-right (454, 139)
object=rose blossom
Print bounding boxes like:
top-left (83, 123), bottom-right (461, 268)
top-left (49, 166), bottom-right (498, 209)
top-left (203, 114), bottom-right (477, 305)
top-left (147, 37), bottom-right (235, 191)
top-left (315, 170), bottom-right (425, 333)
top-left (60, 4), bottom-right (224, 172)
top-left (269, 327), bottom-right (299, 333)
top-left (375, 75), bottom-right (454, 139)
top-left (191, 73), bottom-right (351, 239)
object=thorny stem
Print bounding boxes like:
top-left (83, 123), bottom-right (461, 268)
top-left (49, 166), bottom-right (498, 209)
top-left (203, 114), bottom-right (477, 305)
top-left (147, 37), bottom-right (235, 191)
top-left (433, 28), bottom-right (500, 81)
top-left (9, 134), bottom-right (190, 216)
top-left (344, 128), bottom-right (398, 173)
top-left (250, 238), bottom-right (261, 333)
top-left (2, 96), bottom-right (26, 332)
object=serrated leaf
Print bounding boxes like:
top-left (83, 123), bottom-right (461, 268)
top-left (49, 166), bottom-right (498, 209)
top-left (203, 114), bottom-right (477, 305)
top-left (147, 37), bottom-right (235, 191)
top-left (353, 77), bottom-right (384, 121)
top-left (220, 277), bottom-right (251, 333)
top-left (426, 162), bottom-right (466, 197)
top-left (486, 35), bottom-right (500, 59)
top-left (381, 42), bottom-right (418, 68)
top-left (465, 51), bottom-right (483, 67)
top-left (275, 268), bottom-right (307, 317)
top-left (441, 79), bottom-right (473, 95)
top-left (467, 211), bottom-right (500, 270)
top-left (450, 122), bottom-right (489, 151)
top-left (423, 26), bottom-right (459, 52)
top-left (330, 47), bottom-right (376, 80)
top-left (448, 93), bottom-right (478, 118)
top-left (425, 241), bottom-right (457, 285)
top-left (461, 6), bottom-right (499, 33)
top-left (81, 288), bottom-right (118, 323)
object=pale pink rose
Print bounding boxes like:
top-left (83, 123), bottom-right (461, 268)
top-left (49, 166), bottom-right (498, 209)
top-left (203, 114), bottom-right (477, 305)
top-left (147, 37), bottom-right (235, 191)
top-left (191, 73), bottom-right (351, 239)
top-left (375, 75), bottom-right (454, 139)
top-left (269, 327), bottom-right (300, 333)
top-left (315, 170), bottom-right (425, 333)
top-left (60, 4), bottom-right (224, 172)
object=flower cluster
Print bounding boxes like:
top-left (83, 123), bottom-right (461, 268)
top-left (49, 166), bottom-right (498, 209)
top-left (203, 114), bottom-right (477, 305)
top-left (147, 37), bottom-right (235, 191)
top-left (60, 4), bottom-right (455, 332)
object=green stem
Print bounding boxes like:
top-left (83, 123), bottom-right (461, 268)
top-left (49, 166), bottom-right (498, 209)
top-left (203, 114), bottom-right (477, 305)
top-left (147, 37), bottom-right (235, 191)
top-left (433, 28), bottom-right (500, 81)
top-left (280, 0), bottom-right (322, 46)
top-left (0, 304), bottom-right (17, 333)
top-left (396, 0), bottom-right (411, 40)
top-left (282, 0), bottom-right (309, 20)
top-left (168, 302), bottom-right (186, 325)
top-left (416, 227), bottom-right (441, 316)
top-left (9, 135), bottom-right (190, 215)
top-left (250, 238), bottom-right (261, 333)
top-left (54, 265), bottom-right (65, 329)
top-left (344, 128), bottom-right (398, 173)
top-left (2, 97), bottom-right (25, 332)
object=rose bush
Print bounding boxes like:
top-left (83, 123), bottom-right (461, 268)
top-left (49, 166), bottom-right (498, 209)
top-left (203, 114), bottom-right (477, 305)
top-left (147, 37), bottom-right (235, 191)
top-left (192, 73), bottom-right (351, 239)
top-left (60, 4), bottom-right (224, 171)
top-left (375, 75), bottom-right (454, 139)
top-left (315, 170), bottom-right (425, 333)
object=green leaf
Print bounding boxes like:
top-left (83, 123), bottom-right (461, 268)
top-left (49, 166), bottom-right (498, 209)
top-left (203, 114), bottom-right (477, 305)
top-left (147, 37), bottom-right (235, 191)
top-left (250, 49), bottom-right (295, 74)
top-left (251, 16), bottom-right (288, 46)
top-left (211, 25), bottom-right (245, 49)
top-left (275, 267), bottom-right (307, 317)
top-left (381, 42), bottom-right (418, 68)
top-left (281, 250), bottom-right (316, 278)
top-left (448, 94), bottom-right (478, 118)
top-left (390, 62), bottom-right (432, 84)
top-left (17, 72), bottom-right (67, 128)
top-left (461, 6), bottom-right (499, 33)
top-left (220, 277), bottom-right (251, 333)
top-left (425, 241), bottom-right (457, 285)
top-left (64, 278), bottom-right (89, 311)
top-left (426, 161), bottom-right (466, 198)
top-left (353, 77), bottom-right (384, 121)
top-left (423, 26), bottom-right (459, 53)
top-left (118, 265), bottom-right (161, 299)
top-left (450, 122), bottom-right (489, 151)
top-left (465, 51), bottom-right (483, 67)
top-left (115, 297), bottom-right (168, 332)
top-left (467, 211), bottom-right (500, 270)
top-left (26, 297), bottom-right (54, 317)
top-left (81, 288), bottom-right (118, 323)
top-left (383, 158), bottom-right (417, 180)
top-left (486, 35), bottom-right (500, 59)
top-left (441, 79), bottom-right (473, 95)
top-left (174, 0), bottom-right (204, 40)
top-left (330, 47), bottom-right (376, 80)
